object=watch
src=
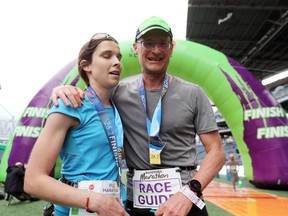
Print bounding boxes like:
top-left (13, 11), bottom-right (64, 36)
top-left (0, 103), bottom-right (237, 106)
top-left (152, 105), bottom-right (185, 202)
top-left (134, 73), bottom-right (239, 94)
top-left (187, 179), bottom-right (202, 197)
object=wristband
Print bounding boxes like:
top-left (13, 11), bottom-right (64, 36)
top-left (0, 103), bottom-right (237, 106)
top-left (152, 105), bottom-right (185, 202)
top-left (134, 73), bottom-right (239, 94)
top-left (85, 191), bottom-right (95, 213)
top-left (180, 187), bottom-right (205, 210)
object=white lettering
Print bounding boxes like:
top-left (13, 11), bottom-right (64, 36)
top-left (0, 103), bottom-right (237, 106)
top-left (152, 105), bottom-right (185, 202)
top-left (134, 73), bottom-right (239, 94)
top-left (13, 126), bottom-right (42, 138)
top-left (22, 107), bottom-right (49, 118)
top-left (244, 107), bottom-right (285, 121)
top-left (257, 126), bottom-right (288, 139)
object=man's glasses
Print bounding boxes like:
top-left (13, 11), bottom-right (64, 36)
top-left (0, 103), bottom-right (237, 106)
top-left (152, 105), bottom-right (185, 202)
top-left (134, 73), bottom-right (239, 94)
top-left (88, 33), bottom-right (118, 47)
top-left (137, 41), bottom-right (172, 51)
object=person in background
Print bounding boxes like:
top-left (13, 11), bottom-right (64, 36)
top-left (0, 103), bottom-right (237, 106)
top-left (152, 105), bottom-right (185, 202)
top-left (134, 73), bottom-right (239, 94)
top-left (4, 162), bottom-right (38, 202)
top-left (24, 33), bottom-right (129, 216)
top-left (226, 153), bottom-right (239, 191)
top-left (51, 16), bottom-right (226, 216)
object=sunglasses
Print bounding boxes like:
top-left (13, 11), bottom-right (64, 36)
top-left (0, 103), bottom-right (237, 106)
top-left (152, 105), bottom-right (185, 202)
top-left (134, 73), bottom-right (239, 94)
top-left (88, 33), bottom-right (118, 47)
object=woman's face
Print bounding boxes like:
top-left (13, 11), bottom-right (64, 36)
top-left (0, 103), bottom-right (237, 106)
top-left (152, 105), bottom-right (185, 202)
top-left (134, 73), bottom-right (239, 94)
top-left (86, 40), bottom-right (122, 90)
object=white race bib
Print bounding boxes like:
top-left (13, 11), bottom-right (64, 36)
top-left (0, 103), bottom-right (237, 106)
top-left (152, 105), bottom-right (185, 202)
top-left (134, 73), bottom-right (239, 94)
top-left (132, 168), bottom-right (182, 209)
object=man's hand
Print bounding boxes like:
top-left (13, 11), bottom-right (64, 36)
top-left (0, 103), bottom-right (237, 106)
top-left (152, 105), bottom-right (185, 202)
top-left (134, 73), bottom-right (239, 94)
top-left (51, 85), bottom-right (84, 108)
top-left (155, 191), bottom-right (192, 216)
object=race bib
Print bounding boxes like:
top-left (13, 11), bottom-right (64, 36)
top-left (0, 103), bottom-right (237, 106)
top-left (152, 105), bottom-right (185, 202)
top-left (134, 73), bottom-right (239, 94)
top-left (133, 168), bottom-right (182, 209)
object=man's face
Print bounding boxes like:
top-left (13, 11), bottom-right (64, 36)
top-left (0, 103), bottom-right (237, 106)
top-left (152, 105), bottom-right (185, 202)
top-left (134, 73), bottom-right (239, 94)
top-left (133, 29), bottom-right (173, 75)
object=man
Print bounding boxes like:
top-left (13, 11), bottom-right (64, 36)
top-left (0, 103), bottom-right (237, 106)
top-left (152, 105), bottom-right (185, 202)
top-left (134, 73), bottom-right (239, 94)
top-left (52, 16), bottom-right (226, 216)
top-left (226, 153), bottom-right (239, 192)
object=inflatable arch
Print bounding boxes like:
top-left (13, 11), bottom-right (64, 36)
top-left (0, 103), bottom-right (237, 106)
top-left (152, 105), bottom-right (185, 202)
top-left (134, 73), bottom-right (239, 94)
top-left (0, 39), bottom-right (287, 189)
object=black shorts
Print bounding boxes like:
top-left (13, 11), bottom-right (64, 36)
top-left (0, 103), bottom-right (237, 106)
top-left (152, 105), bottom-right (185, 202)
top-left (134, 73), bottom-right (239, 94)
top-left (125, 199), bottom-right (209, 216)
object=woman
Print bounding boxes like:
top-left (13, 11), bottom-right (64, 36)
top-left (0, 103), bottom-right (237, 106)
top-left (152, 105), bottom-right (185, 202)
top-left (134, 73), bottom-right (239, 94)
top-left (24, 33), bottom-right (129, 216)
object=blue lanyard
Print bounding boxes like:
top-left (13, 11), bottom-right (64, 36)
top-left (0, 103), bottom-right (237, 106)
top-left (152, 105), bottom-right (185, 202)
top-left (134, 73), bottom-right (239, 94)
top-left (85, 87), bottom-right (123, 179)
top-left (138, 75), bottom-right (169, 137)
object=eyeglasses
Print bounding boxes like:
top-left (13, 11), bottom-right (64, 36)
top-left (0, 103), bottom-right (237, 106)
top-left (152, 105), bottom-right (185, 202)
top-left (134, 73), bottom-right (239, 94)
top-left (137, 41), bottom-right (172, 51)
top-left (88, 33), bottom-right (118, 47)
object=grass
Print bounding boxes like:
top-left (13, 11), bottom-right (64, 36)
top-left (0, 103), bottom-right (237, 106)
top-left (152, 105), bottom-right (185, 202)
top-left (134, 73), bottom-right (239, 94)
top-left (0, 198), bottom-right (46, 216)
top-left (0, 173), bottom-right (287, 216)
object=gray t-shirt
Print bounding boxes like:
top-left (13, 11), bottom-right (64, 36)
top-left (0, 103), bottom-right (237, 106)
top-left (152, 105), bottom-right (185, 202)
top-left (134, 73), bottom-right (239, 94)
top-left (111, 76), bottom-right (218, 200)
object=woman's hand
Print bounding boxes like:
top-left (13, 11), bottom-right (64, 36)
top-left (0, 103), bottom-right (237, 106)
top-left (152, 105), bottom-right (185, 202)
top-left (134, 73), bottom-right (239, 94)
top-left (90, 193), bottom-right (129, 216)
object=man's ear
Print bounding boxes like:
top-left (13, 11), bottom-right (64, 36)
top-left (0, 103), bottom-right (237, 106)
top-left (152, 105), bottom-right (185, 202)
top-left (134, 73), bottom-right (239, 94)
top-left (132, 42), bottom-right (138, 54)
top-left (80, 60), bottom-right (91, 72)
top-left (172, 40), bottom-right (176, 49)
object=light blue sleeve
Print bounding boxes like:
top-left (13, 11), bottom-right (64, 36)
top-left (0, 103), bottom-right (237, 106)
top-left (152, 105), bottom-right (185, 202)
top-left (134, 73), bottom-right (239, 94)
top-left (48, 98), bottom-right (81, 121)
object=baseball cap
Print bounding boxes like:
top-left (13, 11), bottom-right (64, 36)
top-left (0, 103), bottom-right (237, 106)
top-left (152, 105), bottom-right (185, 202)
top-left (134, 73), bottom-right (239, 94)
top-left (135, 16), bottom-right (173, 41)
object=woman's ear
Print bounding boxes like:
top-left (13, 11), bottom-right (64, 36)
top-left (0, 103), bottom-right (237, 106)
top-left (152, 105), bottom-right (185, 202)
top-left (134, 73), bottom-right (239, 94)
top-left (80, 60), bottom-right (91, 72)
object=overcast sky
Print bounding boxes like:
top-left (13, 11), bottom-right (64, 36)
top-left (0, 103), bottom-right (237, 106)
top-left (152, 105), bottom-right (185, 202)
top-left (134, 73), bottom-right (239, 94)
top-left (0, 0), bottom-right (188, 119)
top-left (0, 0), bottom-right (286, 120)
